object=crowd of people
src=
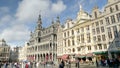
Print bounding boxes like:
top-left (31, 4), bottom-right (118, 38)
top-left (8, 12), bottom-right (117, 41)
top-left (0, 61), bottom-right (40, 68)
top-left (0, 57), bottom-right (120, 68)
top-left (96, 58), bottom-right (120, 68)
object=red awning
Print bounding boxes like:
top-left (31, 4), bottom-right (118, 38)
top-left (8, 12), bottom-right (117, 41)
top-left (61, 54), bottom-right (69, 60)
top-left (57, 56), bottom-right (62, 59)
top-left (86, 53), bottom-right (93, 57)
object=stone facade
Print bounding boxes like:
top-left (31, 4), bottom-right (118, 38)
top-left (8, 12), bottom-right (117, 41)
top-left (0, 39), bottom-right (10, 62)
top-left (25, 0), bottom-right (120, 62)
top-left (27, 15), bottom-right (61, 62)
top-left (18, 42), bottom-right (28, 61)
top-left (57, 0), bottom-right (120, 61)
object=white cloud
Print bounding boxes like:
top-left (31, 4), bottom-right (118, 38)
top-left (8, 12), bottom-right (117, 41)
top-left (0, 0), bottom-right (66, 46)
top-left (0, 24), bottom-right (30, 42)
top-left (51, 0), bottom-right (66, 14)
top-left (0, 15), bottom-right (13, 25)
top-left (16, 0), bottom-right (66, 22)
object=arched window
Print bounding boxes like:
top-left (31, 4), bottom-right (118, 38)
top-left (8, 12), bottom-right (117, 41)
top-left (72, 30), bottom-right (74, 35)
top-left (38, 38), bottom-right (40, 42)
top-left (72, 48), bottom-right (75, 52)
top-left (115, 5), bottom-right (119, 11)
top-left (110, 7), bottom-right (113, 13)
top-left (68, 40), bottom-right (70, 46)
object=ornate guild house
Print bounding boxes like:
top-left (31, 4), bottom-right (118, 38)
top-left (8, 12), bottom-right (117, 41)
top-left (27, 15), bottom-right (61, 63)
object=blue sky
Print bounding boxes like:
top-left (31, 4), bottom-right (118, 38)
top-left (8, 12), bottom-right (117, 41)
top-left (0, 0), bottom-right (107, 46)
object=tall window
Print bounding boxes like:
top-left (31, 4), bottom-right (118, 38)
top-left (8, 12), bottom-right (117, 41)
top-left (96, 27), bottom-right (100, 34)
top-left (98, 44), bottom-right (102, 50)
top-left (110, 7), bottom-right (113, 13)
top-left (38, 38), bottom-right (41, 42)
top-left (88, 46), bottom-right (91, 50)
top-left (72, 30), bottom-right (74, 35)
top-left (86, 25), bottom-right (90, 30)
top-left (105, 17), bottom-right (110, 25)
top-left (116, 13), bottom-right (120, 22)
top-left (102, 35), bottom-right (106, 41)
top-left (92, 29), bottom-right (96, 35)
top-left (113, 26), bottom-right (119, 38)
top-left (68, 40), bottom-right (70, 46)
top-left (101, 26), bottom-right (105, 33)
top-left (107, 27), bottom-right (113, 39)
top-left (87, 33), bottom-right (91, 43)
top-left (64, 32), bottom-right (66, 37)
top-left (64, 40), bottom-right (66, 47)
top-left (115, 5), bottom-right (119, 11)
top-left (100, 20), bottom-right (103, 25)
top-left (97, 35), bottom-right (101, 42)
top-left (72, 37), bottom-right (75, 45)
top-left (95, 22), bottom-right (99, 26)
top-left (77, 36), bottom-right (80, 44)
top-left (76, 28), bottom-right (80, 34)
top-left (103, 44), bottom-right (107, 49)
top-left (111, 15), bottom-right (116, 24)
top-left (81, 34), bottom-right (84, 43)
top-left (77, 47), bottom-right (81, 51)
top-left (93, 36), bottom-right (96, 42)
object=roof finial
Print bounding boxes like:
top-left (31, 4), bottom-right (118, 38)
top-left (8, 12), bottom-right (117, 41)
top-left (38, 14), bottom-right (41, 20)
top-left (80, 4), bottom-right (82, 11)
top-left (52, 18), bottom-right (54, 24)
top-left (56, 16), bottom-right (60, 23)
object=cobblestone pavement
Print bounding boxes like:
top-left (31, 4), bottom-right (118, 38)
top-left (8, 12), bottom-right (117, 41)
top-left (1, 63), bottom-right (118, 68)
top-left (39, 63), bottom-right (111, 68)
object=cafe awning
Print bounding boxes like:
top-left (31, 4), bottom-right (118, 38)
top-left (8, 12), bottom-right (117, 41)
top-left (75, 54), bottom-right (86, 58)
top-left (86, 53), bottom-right (94, 57)
top-left (61, 54), bottom-right (69, 60)
top-left (93, 51), bottom-right (108, 55)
